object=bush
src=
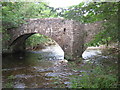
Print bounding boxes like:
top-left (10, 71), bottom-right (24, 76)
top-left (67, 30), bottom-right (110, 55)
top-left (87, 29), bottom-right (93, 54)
top-left (70, 65), bottom-right (118, 88)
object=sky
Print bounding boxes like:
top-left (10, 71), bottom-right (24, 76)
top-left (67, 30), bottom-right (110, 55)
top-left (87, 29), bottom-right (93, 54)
top-left (44, 0), bottom-right (88, 8)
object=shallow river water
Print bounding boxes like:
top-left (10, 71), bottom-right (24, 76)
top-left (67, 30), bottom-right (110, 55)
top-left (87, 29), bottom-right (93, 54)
top-left (2, 45), bottom-right (117, 88)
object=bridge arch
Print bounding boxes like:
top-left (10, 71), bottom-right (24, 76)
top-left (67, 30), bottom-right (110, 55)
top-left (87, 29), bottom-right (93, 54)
top-left (9, 18), bottom-right (85, 60)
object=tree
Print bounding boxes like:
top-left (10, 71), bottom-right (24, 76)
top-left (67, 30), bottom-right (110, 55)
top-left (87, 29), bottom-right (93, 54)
top-left (2, 2), bottom-right (58, 29)
top-left (1, 2), bottom-right (58, 51)
top-left (61, 2), bottom-right (119, 46)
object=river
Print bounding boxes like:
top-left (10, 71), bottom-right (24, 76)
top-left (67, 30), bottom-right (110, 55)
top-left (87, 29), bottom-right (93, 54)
top-left (2, 45), bottom-right (118, 88)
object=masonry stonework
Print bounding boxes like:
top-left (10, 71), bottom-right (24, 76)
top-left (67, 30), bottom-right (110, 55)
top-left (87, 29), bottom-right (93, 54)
top-left (9, 18), bottom-right (101, 60)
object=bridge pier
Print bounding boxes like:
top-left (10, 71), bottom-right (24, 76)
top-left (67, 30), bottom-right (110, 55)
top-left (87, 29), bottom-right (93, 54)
top-left (8, 18), bottom-right (101, 60)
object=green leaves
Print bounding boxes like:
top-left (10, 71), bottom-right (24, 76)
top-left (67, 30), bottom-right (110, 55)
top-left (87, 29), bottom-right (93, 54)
top-left (2, 2), bottom-right (58, 29)
top-left (2, 1), bottom-right (119, 48)
top-left (2, 2), bottom-right (59, 51)
top-left (25, 34), bottom-right (51, 49)
top-left (2, 2), bottom-right (25, 28)
top-left (70, 65), bottom-right (118, 88)
top-left (62, 2), bottom-right (119, 46)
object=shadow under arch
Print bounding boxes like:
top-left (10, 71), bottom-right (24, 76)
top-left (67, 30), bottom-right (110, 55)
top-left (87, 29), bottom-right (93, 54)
top-left (9, 33), bottom-right (65, 59)
top-left (9, 33), bottom-right (36, 47)
top-left (8, 18), bottom-right (87, 60)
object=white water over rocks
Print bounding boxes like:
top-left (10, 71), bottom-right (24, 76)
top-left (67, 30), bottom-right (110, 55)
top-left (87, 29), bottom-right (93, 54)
top-left (82, 47), bottom-right (102, 59)
top-left (28, 44), bottom-right (64, 60)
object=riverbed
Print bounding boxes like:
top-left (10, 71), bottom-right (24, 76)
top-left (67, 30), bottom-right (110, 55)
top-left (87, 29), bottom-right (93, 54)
top-left (2, 45), bottom-right (118, 88)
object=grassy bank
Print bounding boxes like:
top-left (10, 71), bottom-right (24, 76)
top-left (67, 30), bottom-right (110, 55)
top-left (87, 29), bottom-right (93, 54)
top-left (25, 33), bottom-right (56, 51)
top-left (69, 48), bottom-right (118, 88)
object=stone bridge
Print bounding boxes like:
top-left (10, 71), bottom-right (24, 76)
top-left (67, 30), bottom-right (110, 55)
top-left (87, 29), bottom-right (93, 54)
top-left (8, 18), bottom-right (101, 60)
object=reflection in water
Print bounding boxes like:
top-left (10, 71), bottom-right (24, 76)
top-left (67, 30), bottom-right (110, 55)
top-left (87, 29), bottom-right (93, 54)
top-left (3, 46), bottom-right (115, 88)
top-left (2, 45), bottom-right (67, 88)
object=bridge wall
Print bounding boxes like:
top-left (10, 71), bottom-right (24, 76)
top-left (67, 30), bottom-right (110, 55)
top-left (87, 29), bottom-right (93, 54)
top-left (9, 18), bottom-right (85, 59)
top-left (8, 18), bottom-right (101, 60)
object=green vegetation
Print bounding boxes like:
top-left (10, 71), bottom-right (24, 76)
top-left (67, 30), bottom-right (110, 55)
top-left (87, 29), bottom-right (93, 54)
top-left (70, 65), bottom-right (117, 88)
top-left (2, 2), bottom-right (119, 50)
top-left (67, 56), bottom-right (118, 88)
top-left (2, 2), bottom-right (57, 29)
top-left (60, 2), bottom-right (119, 46)
top-left (26, 34), bottom-right (49, 48)
top-left (5, 75), bottom-right (15, 88)
top-left (25, 33), bottom-right (55, 50)
top-left (5, 82), bottom-right (13, 88)
top-left (68, 48), bottom-right (118, 88)
top-left (1, 2), bottom-right (58, 51)
top-left (48, 53), bottom-right (118, 88)
top-left (2, 1), bottom-right (119, 89)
